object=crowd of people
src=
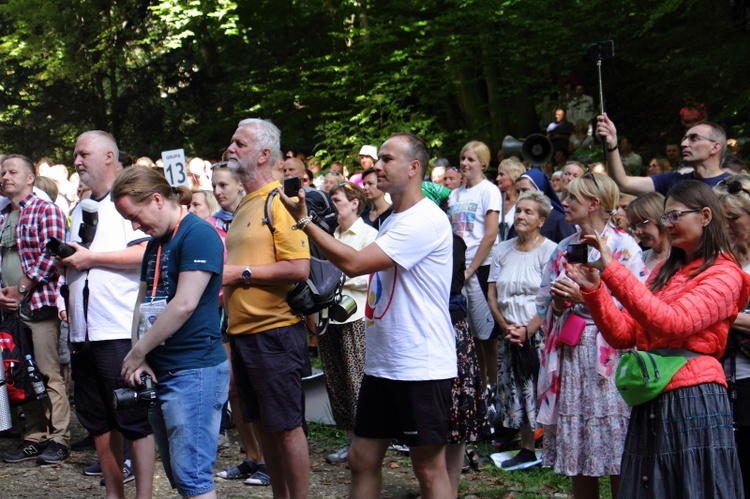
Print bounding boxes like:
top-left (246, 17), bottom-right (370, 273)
top-left (0, 109), bottom-right (748, 499)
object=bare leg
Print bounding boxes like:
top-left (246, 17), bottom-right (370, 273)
top-left (223, 342), bottom-right (263, 463)
top-left (519, 424), bottom-right (535, 452)
top-left (480, 338), bottom-right (499, 389)
top-left (96, 431), bottom-right (124, 499)
top-left (571, 475), bottom-right (600, 499)
top-left (610, 474), bottom-right (621, 499)
top-left (444, 442), bottom-right (466, 498)
top-left (257, 424), bottom-right (309, 499)
top-left (348, 436), bottom-right (390, 499)
top-left (410, 444), bottom-right (453, 499)
top-left (130, 434), bottom-right (155, 499)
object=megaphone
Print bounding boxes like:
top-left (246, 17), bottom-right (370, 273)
top-left (502, 134), bottom-right (553, 166)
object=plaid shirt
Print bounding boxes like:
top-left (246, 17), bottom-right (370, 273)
top-left (0, 193), bottom-right (66, 311)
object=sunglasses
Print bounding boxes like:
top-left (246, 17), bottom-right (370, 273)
top-left (681, 133), bottom-right (717, 144)
top-left (660, 210), bottom-right (700, 225)
top-left (211, 161), bottom-right (229, 170)
top-left (581, 171), bottom-right (600, 191)
top-left (717, 179), bottom-right (750, 196)
top-left (447, 166), bottom-right (460, 172)
top-left (338, 181), bottom-right (355, 191)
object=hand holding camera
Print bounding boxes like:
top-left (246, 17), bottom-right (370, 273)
top-left (112, 373), bottom-right (157, 410)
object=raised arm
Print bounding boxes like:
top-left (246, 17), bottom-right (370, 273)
top-left (597, 113), bottom-right (655, 196)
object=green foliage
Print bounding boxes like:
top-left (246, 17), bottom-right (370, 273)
top-left (0, 0), bottom-right (746, 166)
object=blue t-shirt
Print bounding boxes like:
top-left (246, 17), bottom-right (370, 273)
top-left (140, 213), bottom-right (226, 371)
top-left (651, 170), bottom-right (730, 196)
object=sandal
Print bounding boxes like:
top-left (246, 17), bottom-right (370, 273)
top-left (244, 469), bottom-right (271, 486)
top-left (216, 458), bottom-right (257, 479)
top-left (465, 447), bottom-right (489, 472)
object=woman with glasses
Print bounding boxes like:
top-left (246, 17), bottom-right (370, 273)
top-left (715, 174), bottom-right (750, 498)
top-left (537, 172), bottom-right (646, 498)
top-left (625, 192), bottom-right (670, 271)
top-left (565, 180), bottom-right (748, 497)
top-left (318, 182), bottom-right (377, 465)
top-left (448, 141), bottom-right (502, 392)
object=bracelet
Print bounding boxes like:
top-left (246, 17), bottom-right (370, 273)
top-left (523, 325), bottom-right (529, 337)
top-left (607, 144), bottom-right (619, 152)
top-left (292, 216), bottom-right (313, 230)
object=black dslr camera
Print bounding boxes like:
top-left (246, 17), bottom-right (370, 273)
top-left (112, 373), bottom-right (157, 410)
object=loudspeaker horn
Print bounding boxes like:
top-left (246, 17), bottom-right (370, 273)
top-left (502, 134), bottom-right (553, 167)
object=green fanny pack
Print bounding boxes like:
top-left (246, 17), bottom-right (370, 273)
top-left (615, 348), bottom-right (702, 406)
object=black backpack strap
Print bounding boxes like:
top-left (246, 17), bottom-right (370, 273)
top-left (262, 189), bottom-right (278, 236)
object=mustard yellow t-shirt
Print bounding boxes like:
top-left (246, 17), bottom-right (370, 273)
top-left (224, 181), bottom-right (310, 334)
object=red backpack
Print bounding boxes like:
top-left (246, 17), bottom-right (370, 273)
top-left (0, 315), bottom-right (37, 406)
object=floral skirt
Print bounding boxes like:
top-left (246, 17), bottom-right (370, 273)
top-left (318, 319), bottom-right (366, 430)
top-left (497, 330), bottom-right (544, 430)
top-left (542, 324), bottom-right (630, 476)
top-left (448, 318), bottom-right (490, 443)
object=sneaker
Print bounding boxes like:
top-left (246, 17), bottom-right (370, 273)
top-left (71, 434), bottom-right (96, 451)
top-left (3, 440), bottom-right (46, 463)
top-left (36, 441), bottom-right (69, 465)
top-left (217, 431), bottom-right (231, 451)
top-left (325, 443), bottom-right (350, 464)
top-left (84, 461), bottom-right (103, 476)
top-left (216, 458), bottom-right (258, 479)
top-left (500, 448), bottom-right (541, 471)
top-left (388, 440), bottom-right (410, 454)
top-left (244, 468), bottom-right (270, 486)
top-left (100, 462), bottom-right (135, 486)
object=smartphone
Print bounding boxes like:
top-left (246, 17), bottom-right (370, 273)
top-left (566, 243), bottom-right (588, 264)
top-left (586, 40), bottom-right (615, 62)
top-left (283, 176), bottom-right (301, 197)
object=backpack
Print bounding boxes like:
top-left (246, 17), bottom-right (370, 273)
top-left (0, 314), bottom-right (38, 406)
top-left (264, 187), bottom-right (342, 315)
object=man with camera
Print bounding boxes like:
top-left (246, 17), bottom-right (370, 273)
top-left (279, 133), bottom-right (457, 499)
top-left (0, 155), bottom-right (70, 465)
top-left (223, 118), bottom-right (311, 497)
top-left (61, 131), bottom-right (155, 499)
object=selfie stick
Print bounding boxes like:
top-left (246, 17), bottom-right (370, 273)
top-left (593, 41), bottom-right (614, 160)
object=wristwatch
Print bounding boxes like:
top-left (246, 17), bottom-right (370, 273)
top-left (17, 282), bottom-right (29, 294)
top-left (242, 266), bottom-right (252, 284)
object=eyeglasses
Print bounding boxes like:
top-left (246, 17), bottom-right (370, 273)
top-left (716, 179), bottom-right (750, 196)
top-left (211, 161), bottom-right (229, 170)
top-left (447, 166), bottom-right (460, 172)
top-left (660, 210), bottom-right (700, 225)
top-left (681, 133), bottom-right (717, 144)
top-left (628, 219), bottom-right (651, 233)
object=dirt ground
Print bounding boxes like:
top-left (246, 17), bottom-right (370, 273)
top-left (0, 415), bottom-right (484, 498)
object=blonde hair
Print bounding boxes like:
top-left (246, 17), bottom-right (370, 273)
top-left (499, 158), bottom-right (526, 181)
top-left (567, 172), bottom-right (619, 218)
top-left (459, 141), bottom-right (490, 168)
top-left (191, 189), bottom-right (220, 216)
top-left (112, 167), bottom-right (191, 206)
top-left (714, 174), bottom-right (750, 214)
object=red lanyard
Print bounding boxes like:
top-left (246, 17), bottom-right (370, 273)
top-left (150, 209), bottom-right (184, 298)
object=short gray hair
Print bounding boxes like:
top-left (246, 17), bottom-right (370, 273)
top-left (237, 118), bottom-right (281, 158)
top-left (517, 190), bottom-right (551, 219)
top-left (77, 130), bottom-right (119, 159)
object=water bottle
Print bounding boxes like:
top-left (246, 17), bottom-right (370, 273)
top-left (24, 355), bottom-right (47, 400)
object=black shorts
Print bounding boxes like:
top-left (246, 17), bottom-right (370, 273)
top-left (71, 339), bottom-right (152, 441)
top-left (230, 322), bottom-right (307, 432)
top-left (354, 375), bottom-right (452, 447)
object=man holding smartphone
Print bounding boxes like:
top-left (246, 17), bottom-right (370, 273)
top-left (279, 133), bottom-right (457, 499)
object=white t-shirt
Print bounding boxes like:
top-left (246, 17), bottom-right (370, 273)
top-left (66, 194), bottom-right (147, 342)
top-left (448, 179), bottom-right (501, 266)
top-left (488, 238), bottom-right (556, 325)
top-left (364, 198), bottom-right (457, 381)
